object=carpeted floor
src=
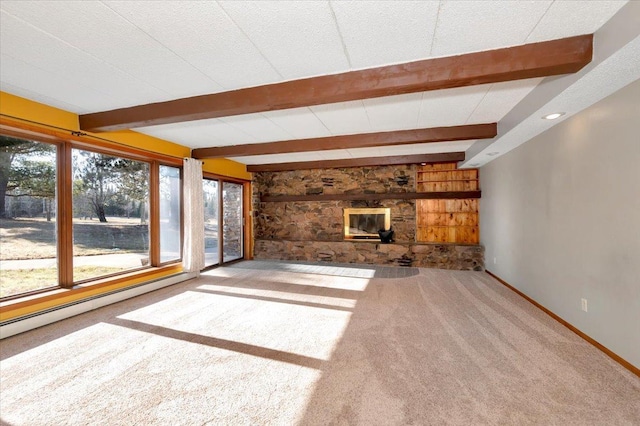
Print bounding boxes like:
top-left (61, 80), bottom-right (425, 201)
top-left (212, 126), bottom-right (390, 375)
top-left (1, 260), bottom-right (639, 425)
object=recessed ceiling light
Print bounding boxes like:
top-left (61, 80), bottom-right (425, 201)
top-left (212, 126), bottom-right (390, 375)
top-left (542, 112), bottom-right (565, 120)
top-left (486, 152), bottom-right (500, 157)
top-left (420, 162), bottom-right (427, 166)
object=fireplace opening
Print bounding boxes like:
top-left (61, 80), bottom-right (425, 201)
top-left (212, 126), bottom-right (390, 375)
top-left (343, 208), bottom-right (391, 240)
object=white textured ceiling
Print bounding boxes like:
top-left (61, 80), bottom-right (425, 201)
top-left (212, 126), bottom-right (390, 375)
top-left (0, 0), bottom-right (636, 167)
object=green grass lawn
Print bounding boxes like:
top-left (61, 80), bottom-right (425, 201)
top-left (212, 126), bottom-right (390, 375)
top-left (0, 266), bottom-right (125, 298)
top-left (1, 217), bottom-right (152, 298)
top-left (1, 217), bottom-right (149, 260)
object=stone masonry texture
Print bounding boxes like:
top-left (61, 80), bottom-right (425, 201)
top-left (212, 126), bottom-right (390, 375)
top-left (252, 165), bottom-right (484, 271)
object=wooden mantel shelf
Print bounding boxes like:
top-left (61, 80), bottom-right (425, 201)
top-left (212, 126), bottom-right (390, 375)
top-left (260, 191), bottom-right (481, 203)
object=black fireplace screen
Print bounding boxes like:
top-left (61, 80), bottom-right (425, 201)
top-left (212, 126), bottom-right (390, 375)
top-left (343, 208), bottom-right (391, 239)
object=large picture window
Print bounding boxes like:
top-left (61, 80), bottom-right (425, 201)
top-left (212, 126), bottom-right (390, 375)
top-left (0, 136), bottom-right (58, 297)
top-left (1, 130), bottom-right (185, 299)
top-left (2, 127), bottom-right (248, 301)
top-left (72, 149), bottom-right (150, 282)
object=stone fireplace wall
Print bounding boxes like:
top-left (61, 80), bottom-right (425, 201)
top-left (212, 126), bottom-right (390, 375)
top-left (253, 165), bottom-right (484, 270)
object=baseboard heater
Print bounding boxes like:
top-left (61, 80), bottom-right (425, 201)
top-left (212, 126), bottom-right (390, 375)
top-left (0, 272), bottom-right (197, 339)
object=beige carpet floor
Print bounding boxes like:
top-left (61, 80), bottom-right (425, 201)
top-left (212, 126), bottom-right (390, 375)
top-left (1, 260), bottom-right (639, 425)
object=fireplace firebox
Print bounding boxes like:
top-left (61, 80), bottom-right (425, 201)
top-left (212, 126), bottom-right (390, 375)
top-left (343, 208), bottom-right (391, 240)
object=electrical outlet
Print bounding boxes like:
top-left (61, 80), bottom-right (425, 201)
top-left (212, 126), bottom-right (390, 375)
top-left (581, 298), bottom-right (588, 312)
top-left (493, 257), bottom-right (497, 264)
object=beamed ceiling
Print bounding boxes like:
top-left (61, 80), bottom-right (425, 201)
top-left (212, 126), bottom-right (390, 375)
top-left (1, 1), bottom-right (639, 171)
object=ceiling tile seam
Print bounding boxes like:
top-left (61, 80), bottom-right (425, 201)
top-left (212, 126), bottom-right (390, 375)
top-left (215, 0), bottom-right (284, 80)
top-left (415, 92), bottom-right (426, 127)
top-left (361, 100), bottom-right (372, 129)
top-left (464, 85), bottom-right (492, 124)
top-left (0, 9), bottom-right (173, 98)
top-left (0, 50), bottom-right (125, 107)
top-left (428, 1), bottom-right (443, 57)
top-left (260, 114), bottom-right (297, 140)
top-left (307, 107), bottom-right (335, 135)
top-left (327, 1), bottom-right (352, 69)
top-left (207, 118), bottom-right (260, 144)
top-left (99, 0), bottom-right (225, 91)
top-left (524, 0), bottom-right (555, 42)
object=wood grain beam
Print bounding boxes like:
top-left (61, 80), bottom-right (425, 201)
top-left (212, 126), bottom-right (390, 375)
top-left (247, 152), bottom-right (466, 172)
top-left (193, 124), bottom-right (495, 159)
top-left (79, 35), bottom-right (593, 132)
top-left (260, 191), bottom-right (481, 203)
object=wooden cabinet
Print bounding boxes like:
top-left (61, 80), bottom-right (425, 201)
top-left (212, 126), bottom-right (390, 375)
top-left (417, 163), bottom-right (479, 192)
top-left (416, 163), bottom-right (479, 244)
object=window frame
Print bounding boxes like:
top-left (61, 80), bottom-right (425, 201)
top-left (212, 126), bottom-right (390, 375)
top-left (0, 136), bottom-right (61, 299)
top-left (157, 163), bottom-right (184, 266)
top-left (202, 172), bottom-right (252, 269)
top-left (202, 176), bottom-right (221, 269)
top-left (221, 180), bottom-right (244, 264)
top-left (0, 125), bottom-right (184, 300)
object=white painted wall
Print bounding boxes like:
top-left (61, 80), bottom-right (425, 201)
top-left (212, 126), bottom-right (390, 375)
top-left (480, 79), bottom-right (640, 368)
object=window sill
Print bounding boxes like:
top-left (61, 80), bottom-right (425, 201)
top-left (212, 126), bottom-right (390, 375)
top-left (0, 263), bottom-right (183, 322)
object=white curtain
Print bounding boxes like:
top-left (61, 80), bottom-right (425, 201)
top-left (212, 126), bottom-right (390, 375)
top-left (182, 158), bottom-right (205, 273)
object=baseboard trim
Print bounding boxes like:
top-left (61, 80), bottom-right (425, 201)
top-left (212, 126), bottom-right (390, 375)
top-left (485, 270), bottom-right (639, 378)
top-left (0, 272), bottom-right (197, 339)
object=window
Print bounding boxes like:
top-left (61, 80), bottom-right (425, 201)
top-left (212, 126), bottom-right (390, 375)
top-left (1, 130), bottom-right (184, 300)
top-left (71, 149), bottom-right (150, 282)
top-left (222, 182), bottom-right (243, 263)
top-left (159, 165), bottom-right (181, 263)
top-left (202, 178), bottom-right (245, 267)
top-left (203, 179), bottom-right (219, 268)
top-left (0, 137), bottom-right (58, 297)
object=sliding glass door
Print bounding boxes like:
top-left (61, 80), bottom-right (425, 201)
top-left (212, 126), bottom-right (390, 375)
top-left (203, 179), bottom-right (219, 268)
top-left (203, 179), bottom-right (244, 267)
top-left (222, 182), bottom-right (243, 263)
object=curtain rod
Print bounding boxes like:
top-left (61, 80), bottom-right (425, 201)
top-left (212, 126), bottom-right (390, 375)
top-left (184, 157), bottom-right (204, 164)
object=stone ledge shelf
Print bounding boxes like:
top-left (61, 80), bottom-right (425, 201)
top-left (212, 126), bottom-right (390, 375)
top-left (260, 191), bottom-right (481, 203)
top-left (254, 239), bottom-right (485, 271)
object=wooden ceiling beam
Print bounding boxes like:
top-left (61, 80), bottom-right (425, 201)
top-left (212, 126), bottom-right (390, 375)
top-left (79, 35), bottom-right (593, 132)
top-left (246, 152), bottom-right (466, 172)
top-left (192, 123), bottom-right (496, 159)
